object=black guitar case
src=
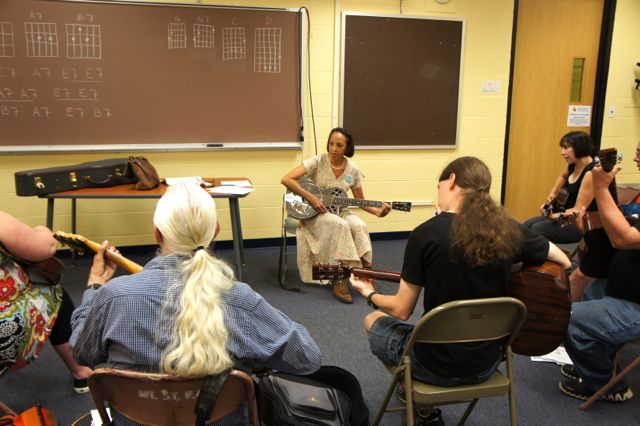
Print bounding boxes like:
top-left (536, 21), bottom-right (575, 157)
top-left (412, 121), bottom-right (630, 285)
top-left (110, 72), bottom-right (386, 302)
top-left (14, 158), bottom-right (137, 196)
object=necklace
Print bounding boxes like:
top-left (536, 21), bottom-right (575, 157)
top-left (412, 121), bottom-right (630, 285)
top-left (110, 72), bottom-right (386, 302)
top-left (330, 157), bottom-right (346, 170)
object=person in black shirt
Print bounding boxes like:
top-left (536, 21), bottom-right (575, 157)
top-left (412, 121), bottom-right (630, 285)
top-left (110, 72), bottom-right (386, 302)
top-left (560, 143), bottom-right (640, 403)
top-left (350, 157), bottom-right (570, 389)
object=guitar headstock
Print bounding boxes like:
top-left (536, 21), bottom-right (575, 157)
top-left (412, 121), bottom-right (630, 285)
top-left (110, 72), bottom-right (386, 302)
top-left (312, 263), bottom-right (352, 281)
top-left (391, 201), bottom-right (412, 212)
top-left (54, 231), bottom-right (89, 255)
top-left (594, 148), bottom-right (623, 172)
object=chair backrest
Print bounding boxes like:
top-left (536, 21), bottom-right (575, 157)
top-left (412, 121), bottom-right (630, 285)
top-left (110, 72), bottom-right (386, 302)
top-left (403, 297), bottom-right (527, 356)
top-left (89, 368), bottom-right (258, 426)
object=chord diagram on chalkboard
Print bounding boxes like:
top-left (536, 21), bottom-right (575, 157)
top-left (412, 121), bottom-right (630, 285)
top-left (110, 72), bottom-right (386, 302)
top-left (222, 27), bottom-right (245, 60)
top-left (24, 22), bottom-right (59, 57)
top-left (193, 23), bottom-right (214, 48)
top-left (254, 28), bottom-right (281, 73)
top-left (0, 22), bottom-right (15, 57)
top-left (65, 24), bottom-right (102, 59)
top-left (168, 22), bottom-right (187, 49)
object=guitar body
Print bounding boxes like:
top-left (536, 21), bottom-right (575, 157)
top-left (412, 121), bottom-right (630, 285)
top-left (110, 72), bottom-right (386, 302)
top-left (284, 178), bottom-right (411, 220)
top-left (285, 180), bottom-right (347, 220)
top-left (507, 261), bottom-right (570, 356)
top-left (0, 244), bottom-right (64, 285)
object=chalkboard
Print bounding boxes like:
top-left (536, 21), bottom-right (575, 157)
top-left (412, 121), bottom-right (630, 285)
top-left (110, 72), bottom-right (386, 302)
top-left (0, 0), bottom-right (302, 151)
top-left (341, 13), bottom-right (463, 148)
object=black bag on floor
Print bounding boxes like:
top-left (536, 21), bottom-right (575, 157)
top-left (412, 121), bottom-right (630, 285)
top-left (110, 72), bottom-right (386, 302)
top-left (258, 366), bottom-right (369, 426)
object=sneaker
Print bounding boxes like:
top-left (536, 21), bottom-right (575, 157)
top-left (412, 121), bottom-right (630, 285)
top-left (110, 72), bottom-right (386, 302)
top-left (414, 408), bottom-right (444, 426)
top-left (559, 379), bottom-right (633, 402)
top-left (560, 364), bottom-right (579, 381)
top-left (73, 378), bottom-right (90, 395)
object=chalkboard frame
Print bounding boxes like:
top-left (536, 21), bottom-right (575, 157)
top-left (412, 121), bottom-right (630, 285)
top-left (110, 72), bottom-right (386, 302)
top-left (0, 0), bottom-right (306, 153)
top-left (339, 12), bottom-right (464, 150)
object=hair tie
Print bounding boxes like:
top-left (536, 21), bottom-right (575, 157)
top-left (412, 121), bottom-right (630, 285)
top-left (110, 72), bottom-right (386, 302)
top-left (193, 246), bottom-right (205, 253)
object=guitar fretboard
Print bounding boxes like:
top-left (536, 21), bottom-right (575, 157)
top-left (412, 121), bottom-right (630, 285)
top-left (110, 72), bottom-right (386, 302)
top-left (322, 196), bottom-right (383, 208)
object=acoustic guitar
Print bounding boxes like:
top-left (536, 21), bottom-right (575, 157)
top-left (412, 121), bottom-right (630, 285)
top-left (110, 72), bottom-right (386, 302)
top-left (285, 179), bottom-right (411, 220)
top-left (312, 261), bottom-right (570, 357)
top-left (54, 231), bottom-right (143, 274)
top-left (0, 243), bottom-right (64, 285)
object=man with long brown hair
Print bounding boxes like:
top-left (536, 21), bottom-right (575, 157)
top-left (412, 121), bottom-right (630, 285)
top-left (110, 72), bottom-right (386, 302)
top-left (350, 157), bottom-right (571, 423)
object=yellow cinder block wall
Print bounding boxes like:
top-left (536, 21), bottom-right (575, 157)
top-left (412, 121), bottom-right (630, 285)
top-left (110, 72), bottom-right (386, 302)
top-left (1, 0), bottom-right (638, 248)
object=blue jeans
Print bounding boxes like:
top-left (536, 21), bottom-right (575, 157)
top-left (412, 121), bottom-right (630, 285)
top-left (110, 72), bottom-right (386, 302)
top-left (564, 279), bottom-right (640, 392)
top-left (369, 316), bottom-right (498, 387)
top-left (523, 216), bottom-right (582, 244)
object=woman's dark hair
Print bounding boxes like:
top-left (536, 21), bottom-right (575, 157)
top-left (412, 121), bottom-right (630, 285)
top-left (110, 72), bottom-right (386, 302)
top-left (326, 127), bottom-right (355, 158)
top-left (440, 157), bottom-right (522, 268)
top-left (559, 131), bottom-right (595, 158)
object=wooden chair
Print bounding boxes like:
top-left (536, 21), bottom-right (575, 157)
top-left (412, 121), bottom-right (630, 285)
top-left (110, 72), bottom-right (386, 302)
top-left (580, 338), bottom-right (640, 410)
top-left (88, 368), bottom-right (258, 426)
top-left (373, 297), bottom-right (527, 426)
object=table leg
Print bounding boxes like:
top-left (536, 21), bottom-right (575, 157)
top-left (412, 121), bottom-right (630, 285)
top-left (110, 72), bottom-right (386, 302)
top-left (46, 199), bottom-right (54, 230)
top-left (228, 198), bottom-right (245, 280)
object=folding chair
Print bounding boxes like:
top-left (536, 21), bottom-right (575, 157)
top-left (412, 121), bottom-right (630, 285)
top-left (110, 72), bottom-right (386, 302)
top-left (580, 338), bottom-right (640, 410)
top-left (373, 297), bottom-right (527, 426)
top-left (278, 194), bottom-right (301, 291)
top-left (88, 368), bottom-right (258, 426)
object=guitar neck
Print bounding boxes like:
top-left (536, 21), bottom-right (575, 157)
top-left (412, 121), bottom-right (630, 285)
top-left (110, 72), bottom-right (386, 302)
top-left (55, 232), bottom-right (143, 274)
top-left (351, 267), bottom-right (401, 283)
top-left (323, 196), bottom-right (383, 209)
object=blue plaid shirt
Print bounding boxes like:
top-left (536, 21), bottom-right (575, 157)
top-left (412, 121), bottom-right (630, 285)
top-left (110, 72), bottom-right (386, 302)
top-left (70, 254), bottom-right (321, 374)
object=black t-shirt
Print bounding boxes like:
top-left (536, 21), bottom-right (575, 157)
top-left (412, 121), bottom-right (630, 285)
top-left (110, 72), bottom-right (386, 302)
top-left (565, 161), bottom-right (617, 211)
top-left (606, 223), bottom-right (640, 304)
top-left (401, 212), bottom-right (549, 379)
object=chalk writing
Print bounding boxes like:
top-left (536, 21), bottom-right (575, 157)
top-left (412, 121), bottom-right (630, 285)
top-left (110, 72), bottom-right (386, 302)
top-left (24, 21), bottom-right (59, 57)
top-left (193, 23), bottom-right (214, 48)
top-left (222, 27), bottom-right (245, 60)
top-left (66, 23), bottom-right (102, 59)
top-left (168, 22), bottom-right (187, 49)
top-left (254, 28), bottom-right (281, 73)
top-left (0, 67), bottom-right (17, 79)
top-left (0, 22), bottom-right (16, 57)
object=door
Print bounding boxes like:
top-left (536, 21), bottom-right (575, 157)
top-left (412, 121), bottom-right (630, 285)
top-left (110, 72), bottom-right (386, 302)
top-left (504, 0), bottom-right (604, 221)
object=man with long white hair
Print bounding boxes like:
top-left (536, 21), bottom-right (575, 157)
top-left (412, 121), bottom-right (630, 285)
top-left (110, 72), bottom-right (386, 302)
top-left (71, 183), bottom-right (321, 423)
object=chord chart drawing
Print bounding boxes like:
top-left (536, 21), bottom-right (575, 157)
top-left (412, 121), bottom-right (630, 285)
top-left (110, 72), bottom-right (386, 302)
top-left (24, 22), bottom-right (59, 57)
top-left (0, 22), bottom-right (15, 58)
top-left (66, 24), bottom-right (102, 59)
top-left (222, 27), bottom-right (245, 60)
top-left (168, 22), bottom-right (187, 49)
top-left (254, 28), bottom-right (281, 73)
top-left (193, 23), bottom-right (214, 48)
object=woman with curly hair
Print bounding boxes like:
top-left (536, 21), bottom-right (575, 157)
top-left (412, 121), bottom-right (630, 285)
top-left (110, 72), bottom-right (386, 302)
top-left (350, 157), bottom-right (570, 409)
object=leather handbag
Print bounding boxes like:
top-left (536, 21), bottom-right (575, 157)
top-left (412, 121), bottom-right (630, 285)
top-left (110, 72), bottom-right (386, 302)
top-left (125, 156), bottom-right (160, 190)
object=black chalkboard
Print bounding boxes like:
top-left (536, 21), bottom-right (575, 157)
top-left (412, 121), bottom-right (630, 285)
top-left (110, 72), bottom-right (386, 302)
top-left (0, 0), bottom-right (302, 151)
top-left (341, 14), bottom-right (463, 148)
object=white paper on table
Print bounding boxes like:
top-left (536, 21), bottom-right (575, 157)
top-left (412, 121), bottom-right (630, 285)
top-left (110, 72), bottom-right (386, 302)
top-left (219, 179), bottom-right (252, 187)
top-left (90, 408), bottom-right (111, 425)
top-left (164, 176), bottom-right (203, 185)
top-left (207, 186), bottom-right (255, 195)
top-left (530, 346), bottom-right (573, 365)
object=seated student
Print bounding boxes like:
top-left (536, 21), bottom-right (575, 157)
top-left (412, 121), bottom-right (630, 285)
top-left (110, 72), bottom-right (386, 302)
top-left (0, 211), bottom-right (92, 393)
top-left (524, 131), bottom-right (596, 244)
top-left (349, 157), bottom-right (571, 422)
top-left (559, 143), bottom-right (640, 403)
top-left (70, 183), bottom-right (321, 423)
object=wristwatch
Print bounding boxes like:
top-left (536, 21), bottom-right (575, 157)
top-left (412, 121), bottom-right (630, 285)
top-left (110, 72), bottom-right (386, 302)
top-left (88, 283), bottom-right (102, 290)
top-left (367, 291), bottom-right (380, 309)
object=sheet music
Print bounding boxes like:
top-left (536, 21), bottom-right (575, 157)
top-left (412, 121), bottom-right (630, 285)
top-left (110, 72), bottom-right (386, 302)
top-left (207, 186), bottom-right (254, 195)
top-left (219, 179), bottom-right (252, 187)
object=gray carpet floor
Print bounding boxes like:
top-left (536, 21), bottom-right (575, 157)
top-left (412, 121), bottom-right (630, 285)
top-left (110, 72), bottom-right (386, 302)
top-left (0, 240), bottom-right (638, 425)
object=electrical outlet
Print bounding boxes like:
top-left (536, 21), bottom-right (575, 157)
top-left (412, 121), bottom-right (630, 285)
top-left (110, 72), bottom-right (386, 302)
top-left (608, 105), bottom-right (616, 118)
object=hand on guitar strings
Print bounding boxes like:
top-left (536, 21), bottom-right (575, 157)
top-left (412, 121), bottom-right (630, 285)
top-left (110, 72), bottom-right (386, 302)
top-left (87, 240), bottom-right (120, 287)
top-left (349, 273), bottom-right (376, 298)
top-left (592, 163), bottom-right (622, 193)
top-left (309, 195), bottom-right (328, 214)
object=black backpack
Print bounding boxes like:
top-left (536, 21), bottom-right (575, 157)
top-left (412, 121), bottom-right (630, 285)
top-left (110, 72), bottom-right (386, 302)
top-left (258, 366), bottom-right (369, 426)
